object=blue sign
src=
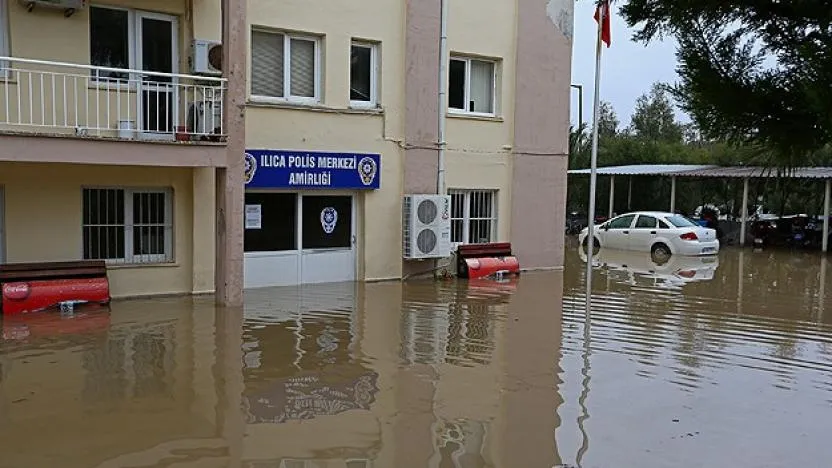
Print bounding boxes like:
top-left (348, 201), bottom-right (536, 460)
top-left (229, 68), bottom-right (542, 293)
top-left (244, 150), bottom-right (381, 190)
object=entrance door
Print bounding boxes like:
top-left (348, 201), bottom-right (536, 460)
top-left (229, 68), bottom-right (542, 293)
top-left (300, 195), bottom-right (356, 284)
top-left (136, 12), bottom-right (178, 140)
top-left (243, 193), bottom-right (356, 288)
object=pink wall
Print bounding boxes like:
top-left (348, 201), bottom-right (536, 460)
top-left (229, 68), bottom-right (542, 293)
top-left (511, 0), bottom-right (572, 269)
top-left (404, 0), bottom-right (440, 195)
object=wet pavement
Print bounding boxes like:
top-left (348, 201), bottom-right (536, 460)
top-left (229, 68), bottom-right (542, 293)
top-left (0, 246), bottom-right (831, 467)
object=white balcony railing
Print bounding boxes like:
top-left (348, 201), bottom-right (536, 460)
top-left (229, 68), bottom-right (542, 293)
top-left (0, 56), bottom-right (227, 142)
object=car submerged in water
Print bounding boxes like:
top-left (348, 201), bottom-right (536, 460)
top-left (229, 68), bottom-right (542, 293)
top-left (578, 211), bottom-right (720, 257)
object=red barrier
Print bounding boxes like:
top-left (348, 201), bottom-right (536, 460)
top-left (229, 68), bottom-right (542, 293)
top-left (1, 277), bottom-right (111, 316)
top-left (463, 256), bottom-right (520, 279)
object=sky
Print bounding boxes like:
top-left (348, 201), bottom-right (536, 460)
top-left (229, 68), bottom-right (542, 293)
top-left (569, 0), bottom-right (687, 128)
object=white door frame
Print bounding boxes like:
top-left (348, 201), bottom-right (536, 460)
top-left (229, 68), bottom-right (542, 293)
top-left (135, 11), bottom-right (179, 141)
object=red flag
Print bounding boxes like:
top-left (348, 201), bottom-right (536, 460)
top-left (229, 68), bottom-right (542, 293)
top-left (593, 1), bottom-right (611, 47)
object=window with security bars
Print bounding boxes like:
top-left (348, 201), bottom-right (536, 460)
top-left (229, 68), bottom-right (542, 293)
top-left (251, 29), bottom-right (319, 102)
top-left (449, 190), bottom-right (497, 244)
top-left (82, 188), bottom-right (173, 264)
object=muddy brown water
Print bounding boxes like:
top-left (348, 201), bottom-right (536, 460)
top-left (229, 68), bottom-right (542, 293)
top-left (0, 246), bottom-right (831, 467)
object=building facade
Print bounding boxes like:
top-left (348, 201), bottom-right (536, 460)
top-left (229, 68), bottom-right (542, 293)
top-left (0, 0), bottom-right (572, 298)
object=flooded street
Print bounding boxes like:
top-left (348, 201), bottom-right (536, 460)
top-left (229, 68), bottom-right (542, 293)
top-left (2, 247), bottom-right (832, 467)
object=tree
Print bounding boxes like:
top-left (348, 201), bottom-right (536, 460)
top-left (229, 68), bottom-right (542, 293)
top-left (619, 0), bottom-right (832, 166)
top-left (596, 101), bottom-right (619, 139)
top-left (628, 83), bottom-right (683, 143)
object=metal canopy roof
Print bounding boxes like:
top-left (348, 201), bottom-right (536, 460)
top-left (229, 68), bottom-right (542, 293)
top-left (567, 164), bottom-right (832, 179)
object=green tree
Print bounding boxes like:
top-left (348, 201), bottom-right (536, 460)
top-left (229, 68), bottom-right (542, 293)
top-left (628, 83), bottom-right (683, 143)
top-left (597, 101), bottom-right (619, 139)
top-left (619, 0), bottom-right (832, 166)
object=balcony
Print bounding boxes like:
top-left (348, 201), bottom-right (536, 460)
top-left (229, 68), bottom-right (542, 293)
top-left (0, 56), bottom-right (227, 144)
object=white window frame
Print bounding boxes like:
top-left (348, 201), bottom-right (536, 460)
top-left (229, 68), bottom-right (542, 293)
top-left (81, 187), bottom-right (174, 265)
top-left (250, 28), bottom-right (322, 105)
top-left (448, 56), bottom-right (497, 117)
top-left (0, 0), bottom-right (9, 78)
top-left (88, 5), bottom-right (136, 85)
top-left (349, 41), bottom-right (378, 109)
top-left (449, 189), bottom-right (498, 246)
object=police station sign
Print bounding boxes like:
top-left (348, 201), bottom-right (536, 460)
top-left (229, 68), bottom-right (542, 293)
top-left (244, 150), bottom-right (381, 190)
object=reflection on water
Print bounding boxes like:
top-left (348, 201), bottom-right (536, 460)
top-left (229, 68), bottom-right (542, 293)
top-left (1, 247), bottom-right (832, 467)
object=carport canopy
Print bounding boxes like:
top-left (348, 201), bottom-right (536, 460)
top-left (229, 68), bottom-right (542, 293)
top-left (567, 164), bottom-right (832, 251)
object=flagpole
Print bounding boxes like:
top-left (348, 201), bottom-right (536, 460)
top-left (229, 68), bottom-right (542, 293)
top-left (585, 4), bottom-right (604, 311)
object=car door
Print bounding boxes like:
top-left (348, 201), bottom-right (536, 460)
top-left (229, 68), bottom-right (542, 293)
top-left (602, 214), bottom-right (636, 250)
top-left (629, 214), bottom-right (659, 251)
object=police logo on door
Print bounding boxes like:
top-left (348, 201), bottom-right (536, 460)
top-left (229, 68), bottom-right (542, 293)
top-left (320, 207), bottom-right (338, 234)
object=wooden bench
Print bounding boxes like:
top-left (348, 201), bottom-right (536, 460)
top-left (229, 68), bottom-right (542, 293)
top-left (456, 243), bottom-right (519, 279)
top-left (0, 260), bottom-right (108, 283)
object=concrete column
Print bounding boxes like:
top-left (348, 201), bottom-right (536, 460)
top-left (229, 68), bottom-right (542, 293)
top-left (740, 177), bottom-right (750, 247)
top-left (510, 0), bottom-right (573, 270)
top-left (193, 168), bottom-right (216, 294)
top-left (823, 179), bottom-right (830, 253)
top-left (216, 0), bottom-right (246, 306)
top-left (669, 176), bottom-right (677, 213)
top-left (608, 175), bottom-right (615, 218)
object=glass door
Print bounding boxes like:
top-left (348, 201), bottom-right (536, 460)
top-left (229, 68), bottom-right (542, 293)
top-left (136, 12), bottom-right (178, 140)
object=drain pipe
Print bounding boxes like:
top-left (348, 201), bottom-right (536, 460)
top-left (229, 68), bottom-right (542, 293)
top-left (437, 0), bottom-right (449, 195)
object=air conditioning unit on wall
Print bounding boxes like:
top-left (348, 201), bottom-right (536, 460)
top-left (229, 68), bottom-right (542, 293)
top-left (403, 194), bottom-right (452, 259)
top-left (192, 39), bottom-right (223, 76)
top-left (19, 0), bottom-right (85, 17)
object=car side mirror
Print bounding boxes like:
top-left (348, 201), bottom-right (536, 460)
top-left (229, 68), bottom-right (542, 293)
top-left (603, 224), bottom-right (610, 231)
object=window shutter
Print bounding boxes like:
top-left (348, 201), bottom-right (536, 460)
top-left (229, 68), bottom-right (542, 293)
top-left (469, 60), bottom-right (494, 113)
top-left (251, 31), bottom-right (284, 97)
top-left (290, 38), bottom-right (316, 98)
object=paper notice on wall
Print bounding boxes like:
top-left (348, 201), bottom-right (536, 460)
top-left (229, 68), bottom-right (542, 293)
top-left (245, 204), bottom-right (262, 229)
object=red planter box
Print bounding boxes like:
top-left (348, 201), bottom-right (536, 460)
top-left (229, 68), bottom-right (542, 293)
top-left (1, 277), bottom-right (110, 316)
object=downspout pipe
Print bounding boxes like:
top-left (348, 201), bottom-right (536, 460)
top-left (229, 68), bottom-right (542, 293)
top-left (437, 0), bottom-right (448, 195)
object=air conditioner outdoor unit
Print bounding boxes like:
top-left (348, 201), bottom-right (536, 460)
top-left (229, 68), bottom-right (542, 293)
top-left (403, 194), bottom-right (452, 259)
top-left (19, 0), bottom-right (85, 16)
top-left (187, 100), bottom-right (223, 136)
top-left (192, 39), bottom-right (223, 76)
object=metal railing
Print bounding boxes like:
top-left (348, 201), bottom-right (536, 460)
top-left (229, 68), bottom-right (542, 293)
top-left (0, 56), bottom-right (227, 142)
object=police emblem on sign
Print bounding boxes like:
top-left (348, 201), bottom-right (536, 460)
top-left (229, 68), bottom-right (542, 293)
top-left (320, 207), bottom-right (338, 234)
top-left (244, 152), bottom-right (257, 184)
top-left (357, 156), bottom-right (378, 186)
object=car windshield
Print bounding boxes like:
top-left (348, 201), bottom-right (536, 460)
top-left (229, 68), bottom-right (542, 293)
top-left (666, 215), bottom-right (697, 228)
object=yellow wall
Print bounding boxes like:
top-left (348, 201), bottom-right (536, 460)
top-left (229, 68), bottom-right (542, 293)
top-left (443, 0), bottom-right (518, 243)
top-left (245, 0), bottom-right (407, 282)
top-left (0, 162), bottom-right (197, 298)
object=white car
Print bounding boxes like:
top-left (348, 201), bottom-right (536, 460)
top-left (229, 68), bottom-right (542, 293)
top-left (578, 211), bottom-right (720, 257)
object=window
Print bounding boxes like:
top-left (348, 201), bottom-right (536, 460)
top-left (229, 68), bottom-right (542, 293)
top-left (450, 190), bottom-right (497, 244)
top-left (448, 56), bottom-right (496, 115)
top-left (90, 6), bottom-right (132, 81)
top-left (350, 41), bottom-right (377, 107)
top-left (244, 193), bottom-right (297, 252)
top-left (82, 188), bottom-right (173, 264)
top-left (301, 195), bottom-right (352, 249)
top-left (0, 0), bottom-right (8, 65)
top-left (667, 215), bottom-right (697, 228)
top-left (251, 29), bottom-right (319, 102)
top-left (607, 214), bottom-right (635, 230)
top-left (635, 215), bottom-right (657, 229)
top-left (658, 219), bottom-right (671, 229)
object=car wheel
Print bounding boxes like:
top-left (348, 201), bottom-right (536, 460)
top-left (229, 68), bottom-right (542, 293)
top-left (651, 243), bottom-right (671, 259)
top-left (582, 237), bottom-right (601, 254)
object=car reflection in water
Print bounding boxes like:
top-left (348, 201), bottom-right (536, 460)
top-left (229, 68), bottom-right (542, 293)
top-left (579, 247), bottom-right (720, 289)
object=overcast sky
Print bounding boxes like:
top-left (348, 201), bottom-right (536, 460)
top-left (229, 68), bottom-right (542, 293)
top-left (569, 0), bottom-right (688, 128)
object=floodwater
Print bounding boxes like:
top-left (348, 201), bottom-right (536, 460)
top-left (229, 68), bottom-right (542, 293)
top-left (1, 247), bottom-right (831, 467)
